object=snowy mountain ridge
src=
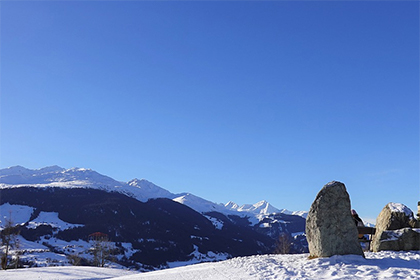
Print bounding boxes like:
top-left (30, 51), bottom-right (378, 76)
top-left (0, 166), bottom-right (309, 269)
top-left (0, 165), bottom-right (308, 220)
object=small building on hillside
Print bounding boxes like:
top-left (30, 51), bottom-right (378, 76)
top-left (88, 232), bottom-right (109, 241)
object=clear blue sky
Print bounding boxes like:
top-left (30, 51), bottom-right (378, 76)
top-left (1, 1), bottom-right (418, 223)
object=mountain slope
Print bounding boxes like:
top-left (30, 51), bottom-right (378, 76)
top-left (0, 187), bottom-right (275, 269)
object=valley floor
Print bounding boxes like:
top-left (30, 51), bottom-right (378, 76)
top-left (1, 251), bottom-right (419, 280)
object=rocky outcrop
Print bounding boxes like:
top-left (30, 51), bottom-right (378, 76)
top-left (371, 202), bottom-right (420, 252)
top-left (306, 181), bottom-right (364, 258)
top-left (373, 228), bottom-right (420, 251)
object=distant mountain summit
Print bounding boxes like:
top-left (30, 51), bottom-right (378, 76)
top-left (173, 193), bottom-right (229, 214)
top-left (127, 178), bottom-right (174, 202)
top-left (0, 165), bottom-right (65, 176)
top-left (237, 200), bottom-right (280, 215)
top-left (0, 166), bottom-right (122, 188)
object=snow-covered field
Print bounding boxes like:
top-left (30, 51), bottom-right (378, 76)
top-left (1, 251), bottom-right (419, 280)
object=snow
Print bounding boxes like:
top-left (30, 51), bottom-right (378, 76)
top-left (292, 231), bottom-right (305, 237)
top-left (13, 236), bottom-right (93, 267)
top-left (0, 167), bottom-right (124, 190)
top-left (23, 251), bottom-right (69, 267)
top-left (0, 266), bottom-right (136, 280)
top-left (172, 193), bottom-right (229, 214)
top-left (1, 251), bottom-right (419, 280)
top-left (382, 229), bottom-right (405, 241)
top-left (128, 179), bottom-right (174, 201)
top-left (259, 223), bottom-right (271, 228)
top-left (291, 210), bottom-right (309, 218)
top-left (0, 203), bottom-right (34, 228)
top-left (388, 203), bottom-right (414, 218)
top-left (204, 215), bottom-right (224, 230)
top-left (18, 236), bottom-right (49, 250)
top-left (12, 235), bottom-right (143, 270)
top-left (0, 165), bottom-right (65, 177)
top-left (27, 211), bottom-right (84, 230)
top-left (118, 242), bottom-right (139, 259)
top-left (224, 201), bottom-right (239, 210)
top-left (166, 245), bottom-right (230, 269)
top-left (237, 200), bottom-right (280, 215)
top-left (364, 222), bottom-right (376, 227)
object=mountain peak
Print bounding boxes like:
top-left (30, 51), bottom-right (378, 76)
top-left (254, 200), bottom-right (269, 207)
top-left (235, 200), bottom-right (280, 215)
top-left (38, 165), bottom-right (65, 173)
top-left (67, 167), bottom-right (93, 172)
top-left (0, 165), bottom-right (123, 189)
top-left (127, 178), bottom-right (173, 201)
top-left (225, 201), bottom-right (239, 210)
top-left (128, 178), bottom-right (151, 185)
top-left (0, 165), bottom-right (65, 177)
top-left (0, 165), bottom-right (30, 176)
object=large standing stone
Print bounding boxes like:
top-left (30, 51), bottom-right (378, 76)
top-left (371, 202), bottom-right (420, 252)
top-left (305, 181), bottom-right (364, 258)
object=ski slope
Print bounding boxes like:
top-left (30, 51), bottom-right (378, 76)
top-left (1, 251), bottom-right (419, 280)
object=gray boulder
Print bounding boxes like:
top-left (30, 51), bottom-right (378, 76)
top-left (306, 181), bottom-right (364, 258)
top-left (371, 202), bottom-right (420, 252)
top-left (373, 228), bottom-right (420, 251)
top-left (376, 202), bottom-right (415, 230)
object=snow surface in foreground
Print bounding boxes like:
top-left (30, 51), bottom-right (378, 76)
top-left (1, 251), bottom-right (419, 280)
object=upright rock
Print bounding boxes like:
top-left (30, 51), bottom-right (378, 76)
top-left (306, 181), bottom-right (364, 258)
top-left (371, 202), bottom-right (420, 252)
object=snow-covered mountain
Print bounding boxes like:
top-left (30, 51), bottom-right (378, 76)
top-left (173, 193), bottom-right (229, 214)
top-left (0, 165), bottom-right (309, 270)
top-left (0, 165), bottom-right (307, 220)
top-left (0, 166), bottom-right (124, 189)
top-left (228, 200), bottom-right (280, 215)
top-left (128, 178), bottom-right (174, 201)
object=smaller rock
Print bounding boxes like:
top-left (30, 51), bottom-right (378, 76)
top-left (371, 202), bottom-right (420, 252)
top-left (373, 228), bottom-right (420, 251)
top-left (384, 203), bottom-right (415, 229)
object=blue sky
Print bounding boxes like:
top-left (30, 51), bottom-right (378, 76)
top-left (1, 1), bottom-right (419, 223)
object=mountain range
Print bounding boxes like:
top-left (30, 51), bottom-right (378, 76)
top-left (0, 165), bottom-right (307, 220)
top-left (0, 166), bottom-right (308, 270)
